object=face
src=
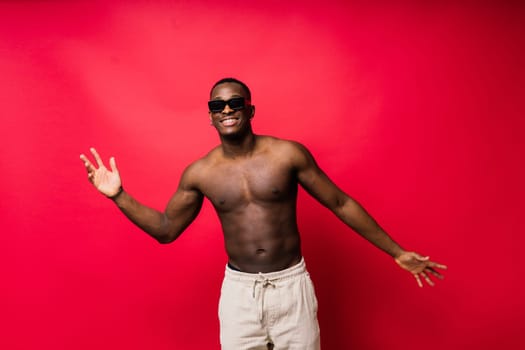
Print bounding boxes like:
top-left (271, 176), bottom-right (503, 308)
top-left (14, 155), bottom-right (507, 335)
top-left (209, 82), bottom-right (254, 138)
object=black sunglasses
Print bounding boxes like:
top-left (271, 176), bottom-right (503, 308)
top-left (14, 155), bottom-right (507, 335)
top-left (208, 97), bottom-right (247, 113)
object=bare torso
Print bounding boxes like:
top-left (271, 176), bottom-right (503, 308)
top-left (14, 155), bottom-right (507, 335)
top-left (192, 136), bottom-right (302, 273)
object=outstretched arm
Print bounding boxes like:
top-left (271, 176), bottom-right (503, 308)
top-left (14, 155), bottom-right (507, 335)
top-left (292, 142), bottom-right (447, 287)
top-left (80, 148), bottom-right (203, 243)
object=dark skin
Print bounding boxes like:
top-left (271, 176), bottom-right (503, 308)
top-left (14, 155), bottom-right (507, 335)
top-left (80, 82), bottom-right (447, 286)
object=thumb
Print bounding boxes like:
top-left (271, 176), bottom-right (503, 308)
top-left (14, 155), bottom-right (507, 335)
top-left (415, 253), bottom-right (430, 261)
top-left (109, 156), bottom-right (119, 173)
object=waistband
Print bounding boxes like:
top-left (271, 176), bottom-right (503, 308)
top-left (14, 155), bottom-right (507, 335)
top-left (225, 257), bottom-right (306, 284)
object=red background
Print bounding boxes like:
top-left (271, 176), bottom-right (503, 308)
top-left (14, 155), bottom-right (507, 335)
top-left (1, 1), bottom-right (524, 349)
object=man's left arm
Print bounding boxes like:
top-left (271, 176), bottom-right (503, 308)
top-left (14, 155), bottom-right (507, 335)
top-left (291, 142), bottom-right (447, 287)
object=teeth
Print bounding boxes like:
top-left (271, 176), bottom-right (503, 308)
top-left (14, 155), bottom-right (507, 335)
top-left (221, 118), bottom-right (237, 124)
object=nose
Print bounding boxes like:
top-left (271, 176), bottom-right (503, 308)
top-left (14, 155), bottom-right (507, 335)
top-left (222, 103), bottom-right (234, 114)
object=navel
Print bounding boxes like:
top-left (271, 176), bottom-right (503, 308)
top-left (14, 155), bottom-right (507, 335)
top-left (256, 248), bottom-right (266, 255)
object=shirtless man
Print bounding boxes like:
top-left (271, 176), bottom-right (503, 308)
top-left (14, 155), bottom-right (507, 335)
top-left (80, 77), bottom-right (446, 350)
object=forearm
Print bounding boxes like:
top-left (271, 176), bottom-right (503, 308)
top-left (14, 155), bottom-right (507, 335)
top-left (335, 197), bottom-right (404, 258)
top-left (111, 190), bottom-right (174, 243)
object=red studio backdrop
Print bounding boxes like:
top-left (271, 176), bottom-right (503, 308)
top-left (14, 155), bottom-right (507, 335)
top-left (1, 1), bottom-right (524, 349)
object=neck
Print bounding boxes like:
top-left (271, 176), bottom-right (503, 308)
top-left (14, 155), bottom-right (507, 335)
top-left (219, 130), bottom-right (257, 158)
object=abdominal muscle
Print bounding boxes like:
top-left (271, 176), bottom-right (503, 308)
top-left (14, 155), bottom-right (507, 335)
top-left (218, 202), bottom-right (302, 273)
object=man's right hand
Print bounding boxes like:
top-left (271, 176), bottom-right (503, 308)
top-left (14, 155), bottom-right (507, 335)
top-left (80, 147), bottom-right (122, 198)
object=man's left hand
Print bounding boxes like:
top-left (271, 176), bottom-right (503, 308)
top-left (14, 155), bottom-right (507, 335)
top-left (395, 251), bottom-right (447, 287)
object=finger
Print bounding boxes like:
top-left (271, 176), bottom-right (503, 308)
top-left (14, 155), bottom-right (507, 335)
top-left (427, 261), bottom-right (448, 270)
top-left (90, 147), bottom-right (105, 168)
top-left (109, 156), bottom-right (118, 173)
top-left (80, 154), bottom-right (96, 172)
top-left (426, 267), bottom-right (444, 280)
top-left (421, 272), bottom-right (435, 287)
top-left (414, 274), bottom-right (423, 288)
top-left (415, 254), bottom-right (430, 261)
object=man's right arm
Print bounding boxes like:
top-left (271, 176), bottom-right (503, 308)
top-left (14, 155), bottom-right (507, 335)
top-left (80, 148), bottom-right (204, 243)
top-left (112, 171), bottom-right (203, 243)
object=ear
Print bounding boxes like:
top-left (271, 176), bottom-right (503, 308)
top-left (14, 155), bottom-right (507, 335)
top-left (250, 105), bottom-right (256, 118)
top-left (209, 112), bottom-right (213, 125)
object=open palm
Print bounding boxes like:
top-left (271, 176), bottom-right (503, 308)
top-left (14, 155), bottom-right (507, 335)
top-left (80, 148), bottom-right (122, 198)
top-left (395, 251), bottom-right (447, 287)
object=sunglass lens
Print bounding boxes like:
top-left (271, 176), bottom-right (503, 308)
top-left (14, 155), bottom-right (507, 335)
top-left (228, 97), bottom-right (245, 110)
top-left (208, 100), bottom-right (226, 112)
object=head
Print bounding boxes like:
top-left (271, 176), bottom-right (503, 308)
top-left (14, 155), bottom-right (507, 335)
top-left (210, 77), bottom-right (252, 101)
top-left (208, 78), bottom-right (255, 139)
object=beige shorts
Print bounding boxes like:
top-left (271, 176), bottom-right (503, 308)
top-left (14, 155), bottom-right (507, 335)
top-left (219, 258), bottom-right (320, 350)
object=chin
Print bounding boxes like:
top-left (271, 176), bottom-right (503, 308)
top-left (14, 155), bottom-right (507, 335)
top-left (219, 130), bottom-right (241, 138)
top-left (218, 128), bottom-right (247, 139)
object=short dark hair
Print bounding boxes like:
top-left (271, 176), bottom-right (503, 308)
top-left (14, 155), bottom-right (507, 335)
top-left (210, 77), bottom-right (251, 101)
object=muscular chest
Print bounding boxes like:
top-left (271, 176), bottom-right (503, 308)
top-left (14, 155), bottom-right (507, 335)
top-left (201, 158), bottom-right (297, 210)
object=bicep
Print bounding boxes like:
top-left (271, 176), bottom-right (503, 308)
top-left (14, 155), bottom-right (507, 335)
top-left (163, 167), bottom-right (204, 234)
top-left (165, 187), bottom-right (203, 219)
top-left (294, 143), bottom-right (349, 211)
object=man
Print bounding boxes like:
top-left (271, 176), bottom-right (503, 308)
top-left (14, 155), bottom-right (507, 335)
top-left (80, 77), bottom-right (446, 350)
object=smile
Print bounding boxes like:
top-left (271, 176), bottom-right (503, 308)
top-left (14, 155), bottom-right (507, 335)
top-left (220, 117), bottom-right (239, 126)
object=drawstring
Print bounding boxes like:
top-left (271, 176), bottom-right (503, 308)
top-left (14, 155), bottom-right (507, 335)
top-left (253, 272), bottom-right (276, 322)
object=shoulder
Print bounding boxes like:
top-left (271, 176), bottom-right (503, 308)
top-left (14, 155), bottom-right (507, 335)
top-left (258, 135), bottom-right (314, 168)
top-left (258, 135), bottom-right (309, 155)
top-left (179, 146), bottom-right (221, 190)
